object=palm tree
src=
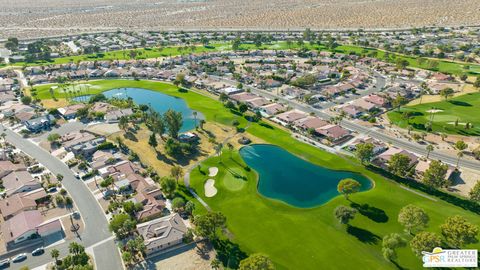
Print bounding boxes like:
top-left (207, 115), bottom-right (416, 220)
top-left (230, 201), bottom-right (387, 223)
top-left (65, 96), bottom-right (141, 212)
top-left (426, 144), bottom-right (434, 159)
top-left (50, 249), bottom-right (60, 265)
top-left (211, 259), bottom-right (221, 270)
top-left (193, 111), bottom-right (198, 129)
top-left (456, 151), bottom-right (464, 168)
top-left (455, 141), bottom-right (468, 168)
top-left (170, 166), bottom-right (184, 184)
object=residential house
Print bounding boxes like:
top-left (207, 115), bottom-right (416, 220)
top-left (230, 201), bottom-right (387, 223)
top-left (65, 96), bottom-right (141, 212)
top-left (136, 213), bottom-right (187, 255)
top-left (1, 210), bottom-right (42, 246)
top-left (315, 124), bottom-right (351, 143)
top-left (0, 194), bottom-right (36, 221)
top-left (105, 108), bottom-right (134, 123)
top-left (275, 110), bottom-right (308, 125)
top-left (372, 147), bottom-right (418, 170)
top-left (2, 171), bottom-right (41, 196)
top-left (415, 160), bottom-right (455, 180)
top-left (259, 103), bottom-right (287, 117)
top-left (24, 114), bottom-right (55, 132)
top-left (58, 104), bottom-right (86, 120)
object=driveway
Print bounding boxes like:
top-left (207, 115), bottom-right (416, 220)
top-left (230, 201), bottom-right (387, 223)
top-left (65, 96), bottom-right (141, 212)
top-left (0, 124), bottom-right (123, 270)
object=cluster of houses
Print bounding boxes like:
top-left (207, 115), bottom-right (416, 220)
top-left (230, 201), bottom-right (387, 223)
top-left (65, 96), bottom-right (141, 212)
top-left (0, 151), bottom-right (63, 249)
top-left (347, 137), bottom-right (455, 182)
top-left (55, 130), bottom-right (189, 256)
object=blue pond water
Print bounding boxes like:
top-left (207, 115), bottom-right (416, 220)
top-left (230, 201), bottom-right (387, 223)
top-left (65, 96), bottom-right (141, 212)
top-left (76, 88), bottom-right (202, 132)
top-left (240, 144), bottom-right (372, 208)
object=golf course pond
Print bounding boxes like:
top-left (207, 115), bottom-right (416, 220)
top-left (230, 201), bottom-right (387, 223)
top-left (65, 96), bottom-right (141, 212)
top-left (240, 144), bottom-right (372, 208)
top-left (75, 87), bottom-right (202, 132)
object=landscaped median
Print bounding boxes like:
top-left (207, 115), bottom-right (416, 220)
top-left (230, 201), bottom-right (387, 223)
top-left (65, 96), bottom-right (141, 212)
top-left (32, 79), bottom-right (480, 269)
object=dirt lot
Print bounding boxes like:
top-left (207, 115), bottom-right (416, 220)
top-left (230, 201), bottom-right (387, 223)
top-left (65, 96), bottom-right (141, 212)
top-left (151, 242), bottom-right (215, 270)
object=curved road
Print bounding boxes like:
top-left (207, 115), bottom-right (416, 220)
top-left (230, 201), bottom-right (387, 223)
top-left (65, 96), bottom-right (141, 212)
top-left (0, 125), bottom-right (122, 270)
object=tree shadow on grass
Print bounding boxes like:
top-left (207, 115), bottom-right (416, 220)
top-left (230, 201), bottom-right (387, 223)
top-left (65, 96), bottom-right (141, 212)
top-left (346, 225), bottom-right (380, 244)
top-left (212, 238), bottom-right (248, 269)
top-left (350, 202), bottom-right (389, 223)
top-left (448, 100), bottom-right (472, 107)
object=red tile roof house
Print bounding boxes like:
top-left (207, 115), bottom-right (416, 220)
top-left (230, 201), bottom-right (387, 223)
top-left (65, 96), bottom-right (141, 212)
top-left (341, 105), bottom-right (364, 118)
top-left (275, 110), bottom-right (308, 125)
top-left (127, 173), bottom-right (166, 221)
top-left (2, 210), bottom-right (42, 246)
top-left (100, 160), bottom-right (139, 179)
top-left (315, 124), bottom-right (351, 143)
top-left (364, 94), bottom-right (390, 108)
top-left (351, 99), bottom-right (377, 112)
top-left (372, 147), bottom-right (419, 171)
top-left (58, 103), bottom-right (87, 120)
top-left (259, 103), bottom-right (288, 117)
top-left (229, 92), bottom-right (259, 103)
top-left (245, 97), bottom-right (270, 109)
top-left (414, 160), bottom-right (455, 180)
top-left (2, 171), bottom-right (41, 196)
top-left (294, 117), bottom-right (329, 131)
top-left (0, 194), bottom-right (36, 220)
top-left (0, 160), bottom-right (27, 179)
top-left (136, 213), bottom-right (187, 255)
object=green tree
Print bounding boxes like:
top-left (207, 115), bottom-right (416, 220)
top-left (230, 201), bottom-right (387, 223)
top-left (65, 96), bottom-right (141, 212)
top-left (392, 95), bottom-right (407, 111)
top-left (109, 213), bottom-right (136, 238)
top-left (211, 258), bottom-right (222, 270)
top-left (426, 144), bottom-right (434, 159)
top-left (160, 177), bottom-right (177, 198)
top-left (172, 197), bottom-right (186, 212)
top-left (185, 200), bottom-right (195, 215)
top-left (473, 76), bottom-right (480, 89)
top-left (193, 212), bottom-right (226, 239)
top-left (21, 95), bottom-right (32, 105)
top-left (410, 232), bottom-right (442, 256)
top-left (454, 140), bottom-right (468, 168)
top-left (238, 103), bottom-right (248, 113)
top-left (118, 116), bottom-right (129, 131)
top-left (239, 253), bottom-right (275, 270)
top-left (51, 249), bottom-right (60, 264)
top-left (170, 165), bottom-right (184, 183)
top-left (47, 133), bottom-right (61, 143)
top-left (388, 153), bottom-right (411, 176)
top-left (164, 109), bottom-right (183, 139)
top-left (219, 93), bottom-right (229, 102)
top-left (337, 178), bottom-right (361, 200)
top-left (355, 142), bottom-right (374, 165)
top-left (440, 87), bottom-right (454, 101)
top-left (68, 242), bottom-right (85, 255)
top-left (382, 233), bottom-right (406, 261)
top-left (148, 133), bottom-right (158, 149)
top-left (469, 181), bottom-right (480, 202)
top-left (440, 215), bottom-right (479, 248)
top-left (122, 251), bottom-right (133, 266)
top-left (398, 204), bottom-right (429, 234)
top-left (423, 160), bottom-right (449, 188)
top-left (334, 205), bottom-right (357, 225)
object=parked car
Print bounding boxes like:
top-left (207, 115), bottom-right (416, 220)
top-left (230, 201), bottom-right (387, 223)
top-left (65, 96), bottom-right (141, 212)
top-left (12, 253), bottom-right (27, 263)
top-left (32, 247), bottom-right (44, 256)
top-left (0, 259), bottom-right (10, 268)
top-left (47, 187), bottom-right (57, 193)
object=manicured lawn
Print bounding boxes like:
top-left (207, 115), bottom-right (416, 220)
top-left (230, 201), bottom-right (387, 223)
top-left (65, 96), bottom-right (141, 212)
top-left (34, 79), bottom-right (480, 269)
top-left (13, 41), bottom-right (480, 76)
top-left (387, 92), bottom-right (480, 136)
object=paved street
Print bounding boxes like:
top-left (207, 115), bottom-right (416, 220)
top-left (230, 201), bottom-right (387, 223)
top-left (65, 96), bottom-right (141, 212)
top-left (210, 73), bottom-right (480, 171)
top-left (0, 125), bottom-right (123, 270)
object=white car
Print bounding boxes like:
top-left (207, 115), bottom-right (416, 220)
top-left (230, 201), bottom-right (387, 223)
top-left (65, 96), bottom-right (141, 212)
top-left (12, 253), bottom-right (27, 263)
top-left (0, 258), bottom-right (9, 267)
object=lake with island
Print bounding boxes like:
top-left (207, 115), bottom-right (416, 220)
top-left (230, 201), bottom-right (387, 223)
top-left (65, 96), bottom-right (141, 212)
top-left (75, 87), bottom-right (202, 132)
top-left (240, 144), bottom-right (372, 208)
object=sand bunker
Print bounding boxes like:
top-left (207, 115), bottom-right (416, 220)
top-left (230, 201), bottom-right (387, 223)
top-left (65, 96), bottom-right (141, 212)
top-left (208, 167), bottom-right (219, 177)
top-left (204, 179), bottom-right (217, 197)
top-left (426, 109), bottom-right (443, 113)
